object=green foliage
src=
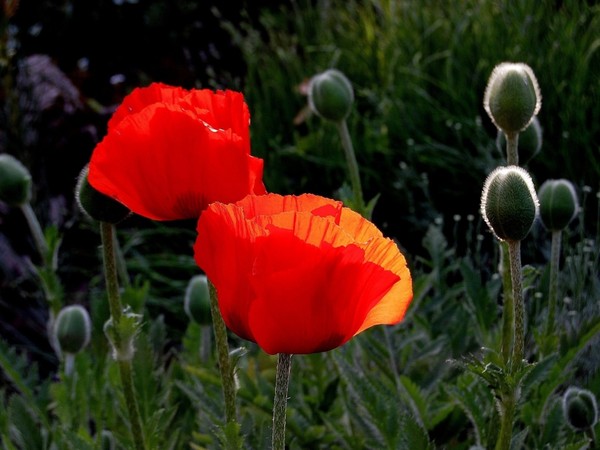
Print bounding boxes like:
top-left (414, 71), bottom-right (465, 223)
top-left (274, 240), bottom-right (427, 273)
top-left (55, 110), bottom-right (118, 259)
top-left (1, 1), bottom-right (599, 449)
top-left (225, 0), bottom-right (600, 247)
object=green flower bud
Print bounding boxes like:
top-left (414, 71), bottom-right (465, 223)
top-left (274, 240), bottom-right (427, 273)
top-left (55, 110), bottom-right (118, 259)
top-left (75, 164), bottom-right (130, 224)
top-left (538, 179), bottom-right (579, 231)
top-left (496, 116), bottom-right (543, 164)
top-left (54, 305), bottom-right (92, 355)
top-left (484, 62), bottom-right (541, 135)
top-left (562, 386), bottom-right (598, 431)
top-left (481, 166), bottom-right (539, 241)
top-left (184, 274), bottom-right (212, 325)
top-left (0, 154), bottom-right (32, 206)
top-left (308, 69), bottom-right (354, 122)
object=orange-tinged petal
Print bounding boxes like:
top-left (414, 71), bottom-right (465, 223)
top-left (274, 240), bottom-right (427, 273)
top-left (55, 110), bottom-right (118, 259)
top-left (194, 201), bottom-right (266, 341)
top-left (354, 237), bottom-right (413, 334)
top-left (89, 103), bottom-right (266, 220)
top-left (248, 223), bottom-right (399, 354)
top-left (193, 193), bottom-right (413, 355)
top-left (234, 193), bottom-right (343, 220)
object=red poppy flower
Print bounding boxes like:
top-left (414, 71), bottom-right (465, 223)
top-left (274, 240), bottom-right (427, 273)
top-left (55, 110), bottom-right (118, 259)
top-left (194, 193), bottom-right (413, 355)
top-left (88, 82), bottom-right (266, 221)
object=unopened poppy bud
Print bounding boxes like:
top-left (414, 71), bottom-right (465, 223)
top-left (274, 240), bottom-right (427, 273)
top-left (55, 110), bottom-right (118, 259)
top-left (0, 154), bottom-right (32, 206)
top-left (538, 179), bottom-right (579, 231)
top-left (562, 386), bottom-right (598, 431)
top-left (184, 274), bottom-right (212, 325)
top-left (481, 166), bottom-right (539, 241)
top-left (54, 305), bottom-right (92, 355)
top-left (496, 116), bottom-right (543, 164)
top-left (75, 164), bottom-right (130, 223)
top-left (484, 62), bottom-right (541, 135)
top-left (308, 69), bottom-right (354, 122)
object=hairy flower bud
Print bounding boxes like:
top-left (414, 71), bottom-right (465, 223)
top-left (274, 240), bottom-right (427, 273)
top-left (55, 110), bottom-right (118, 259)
top-left (308, 69), bottom-right (354, 122)
top-left (54, 305), bottom-right (92, 355)
top-left (562, 386), bottom-right (598, 431)
top-left (481, 166), bottom-right (539, 241)
top-left (184, 274), bottom-right (212, 325)
top-left (484, 62), bottom-right (541, 135)
top-left (75, 164), bottom-right (130, 224)
top-left (496, 116), bottom-right (543, 164)
top-left (0, 154), bottom-right (32, 206)
top-left (538, 179), bottom-right (579, 231)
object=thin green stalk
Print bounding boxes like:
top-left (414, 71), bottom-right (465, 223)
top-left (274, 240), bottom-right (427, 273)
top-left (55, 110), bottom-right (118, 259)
top-left (100, 222), bottom-right (146, 450)
top-left (20, 203), bottom-right (48, 260)
top-left (207, 279), bottom-right (237, 424)
top-left (336, 120), bottom-right (367, 217)
top-left (585, 427), bottom-right (597, 449)
top-left (272, 353), bottom-right (292, 450)
top-left (544, 230), bottom-right (562, 343)
top-left (21, 202), bottom-right (62, 316)
top-left (500, 241), bottom-right (514, 364)
top-left (112, 227), bottom-right (131, 288)
top-left (505, 133), bottom-right (519, 166)
top-left (495, 390), bottom-right (516, 450)
top-left (507, 240), bottom-right (524, 371)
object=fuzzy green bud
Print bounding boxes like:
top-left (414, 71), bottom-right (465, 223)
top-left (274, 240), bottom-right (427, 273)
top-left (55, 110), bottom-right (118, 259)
top-left (562, 386), bottom-right (598, 431)
top-left (484, 62), bottom-right (541, 135)
top-left (538, 179), bottom-right (579, 231)
top-left (184, 274), bottom-right (212, 325)
top-left (308, 69), bottom-right (354, 122)
top-left (0, 154), bottom-right (32, 206)
top-left (496, 116), bottom-right (543, 164)
top-left (481, 166), bottom-right (539, 241)
top-left (54, 305), bottom-right (92, 355)
top-left (75, 164), bottom-right (130, 224)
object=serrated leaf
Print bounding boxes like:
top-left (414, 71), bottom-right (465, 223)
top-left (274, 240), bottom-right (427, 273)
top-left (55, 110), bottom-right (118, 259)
top-left (399, 412), bottom-right (434, 450)
top-left (7, 394), bottom-right (44, 450)
top-left (445, 373), bottom-right (493, 446)
top-left (399, 375), bottom-right (428, 428)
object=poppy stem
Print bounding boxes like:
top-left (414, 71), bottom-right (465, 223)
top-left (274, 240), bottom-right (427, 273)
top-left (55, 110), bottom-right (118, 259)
top-left (272, 353), bottom-right (292, 450)
top-left (20, 202), bottom-right (48, 262)
top-left (100, 222), bottom-right (146, 450)
top-left (508, 239), bottom-right (525, 372)
top-left (336, 120), bottom-right (368, 218)
top-left (500, 241), bottom-right (514, 365)
top-left (505, 132), bottom-right (519, 166)
top-left (543, 230), bottom-right (562, 351)
top-left (207, 279), bottom-right (238, 424)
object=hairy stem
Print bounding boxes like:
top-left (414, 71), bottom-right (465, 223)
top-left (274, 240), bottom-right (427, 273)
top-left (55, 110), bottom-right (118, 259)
top-left (508, 240), bottom-right (524, 371)
top-left (272, 353), bottom-right (293, 450)
top-left (100, 222), bottom-right (146, 450)
top-left (544, 230), bottom-right (562, 343)
top-left (505, 132), bottom-right (519, 166)
top-left (207, 279), bottom-right (237, 424)
top-left (500, 241), bottom-right (514, 364)
top-left (336, 120), bottom-right (367, 218)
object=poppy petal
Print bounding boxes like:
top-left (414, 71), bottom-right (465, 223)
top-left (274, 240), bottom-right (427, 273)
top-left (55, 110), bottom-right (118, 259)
top-left (248, 217), bottom-right (400, 354)
top-left (89, 103), bottom-right (266, 220)
top-left (193, 193), bottom-right (413, 355)
top-left (194, 201), bottom-right (266, 342)
top-left (108, 82), bottom-right (188, 130)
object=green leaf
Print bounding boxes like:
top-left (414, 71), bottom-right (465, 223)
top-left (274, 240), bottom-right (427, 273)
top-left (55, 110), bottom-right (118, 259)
top-left (7, 394), bottom-right (45, 450)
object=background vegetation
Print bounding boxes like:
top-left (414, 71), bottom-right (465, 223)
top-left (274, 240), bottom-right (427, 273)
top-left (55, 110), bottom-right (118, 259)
top-left (1, 0), bottom-right (599, 448)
